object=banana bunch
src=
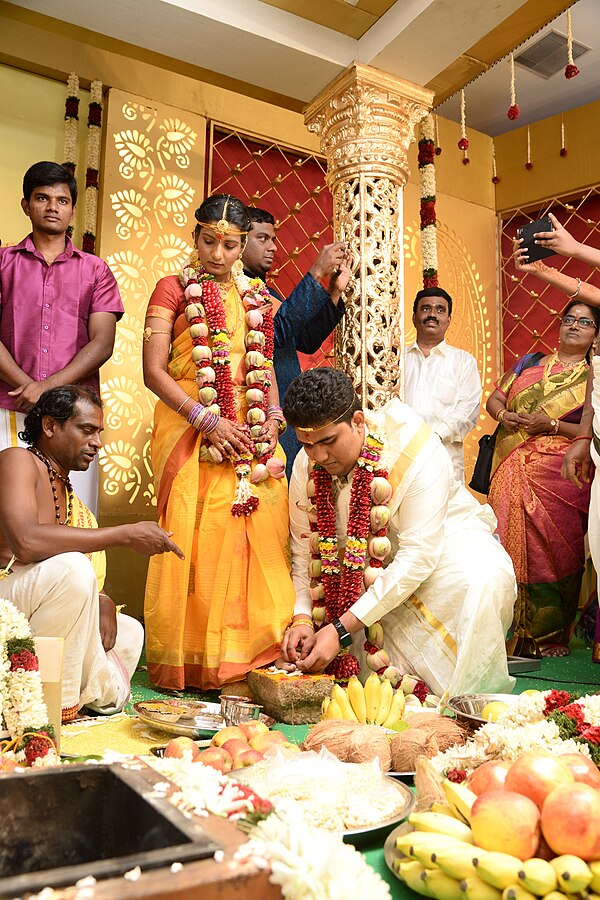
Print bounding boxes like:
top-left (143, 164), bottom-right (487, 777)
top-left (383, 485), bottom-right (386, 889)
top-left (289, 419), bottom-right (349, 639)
top-left (320, 673), bottom-right (405, 727)
top-left (391, 780), bottom-right (597, 900)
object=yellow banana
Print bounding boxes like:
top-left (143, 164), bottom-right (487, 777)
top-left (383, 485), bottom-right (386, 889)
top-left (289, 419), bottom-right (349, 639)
top-left (321, 696), bottom-right (330, 716)
top-left (442, 779), bottom-right (478, 825)
top-left (430, 844), bottom-right (479, 880)
top-left (474, 852), bottom-right (523, 890)
top-left (502, 886), bottom-right (536, 900)
top-left (331, 683), bottom-right (358, 722)
top-left (347, 675), bottom-right (367, 723)
top-left (517, 859), bottom-right (557, 896)
top-left (540, 893), bottom-right (570, 900)
top-left (375, 676), bottom-right (394, 725)
top-left (398, 860), bottom-right (435, 897)
top-left (381, 687), bottom-right (406, 727)
top-left (364, 672), bottom-right (381, 724)
top-left (550, 856), bottom-right (592, 894)
top-left (409, 811), bottom-right (474, 843)
top-left (324, 699), bottom-right (343, 719)
top-left (395, 831), bottom-right (466, 860)
top-left (590, 860), bottom-right (600, 893)
top-left (460, 875), bottom-right (503, 900)
top-left (430, 801), bottom-right (463, 819)
top-left (425, 867), bottom-right (464, 900)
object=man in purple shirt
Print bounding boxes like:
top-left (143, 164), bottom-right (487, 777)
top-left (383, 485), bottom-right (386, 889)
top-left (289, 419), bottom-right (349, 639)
top-left (0, 161), bottom-right (123, 511)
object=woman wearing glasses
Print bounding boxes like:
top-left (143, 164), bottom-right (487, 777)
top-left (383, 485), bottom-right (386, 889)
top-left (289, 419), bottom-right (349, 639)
top-left (486, 289), bottom-right (600, 659)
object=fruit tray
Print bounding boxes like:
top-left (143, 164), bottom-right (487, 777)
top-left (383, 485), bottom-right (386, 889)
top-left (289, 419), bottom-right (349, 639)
top-left (133, 700), bottom-right (274, 737)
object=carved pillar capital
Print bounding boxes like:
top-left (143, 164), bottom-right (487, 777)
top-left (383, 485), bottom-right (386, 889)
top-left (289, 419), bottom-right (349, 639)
top-left (304, 64), bottom-right (433, 408)
top-left (305, 62), bottom-right (433, 192)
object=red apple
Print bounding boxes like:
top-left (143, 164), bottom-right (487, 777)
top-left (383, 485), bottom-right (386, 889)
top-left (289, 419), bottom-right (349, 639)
top-left (467, 760), bottom-right (511, 796)
top-left (163, 736), bottom-right (201, 761)
top-left (234, 748), bottom-right (263, 769)
top-left (196, 747), bottom-right (233, 774)
top-left (541, 782), bottom-right (600, 860)
top-left (249, 731), bottom-right (288, 753)
top-left (504, 751), bottom-right (574, 809)
top-left (221, 738), bottom-right (250, 762)
top-left (471, 790), bottom-right (541, 860)
top-left (558, 753), bottom-right (600, 790)
top-left (211, 726), bottom-right (246, 747)
top-left (238, 720), bottom-right (269, 741)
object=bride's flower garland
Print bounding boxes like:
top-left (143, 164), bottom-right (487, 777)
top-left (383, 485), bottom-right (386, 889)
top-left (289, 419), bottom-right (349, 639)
top-left (0, 598), bottom-right (56, 766)
top-left (180, 260), bottom-right (283, 516)
top-left (308, 433), bottom-right (408, 683)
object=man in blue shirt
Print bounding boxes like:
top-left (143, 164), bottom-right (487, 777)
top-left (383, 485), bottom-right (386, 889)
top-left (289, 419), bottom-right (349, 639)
top-left (242, 207), bottom-right (350, 476)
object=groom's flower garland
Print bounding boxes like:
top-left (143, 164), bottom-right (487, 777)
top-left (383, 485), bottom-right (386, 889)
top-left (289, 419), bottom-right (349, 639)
top-left (180, 261), bottom-right (282, 516)
top-left (308, 434), bottom-right (396, 682)
top-left (0, 599), bottom-right (56, 766)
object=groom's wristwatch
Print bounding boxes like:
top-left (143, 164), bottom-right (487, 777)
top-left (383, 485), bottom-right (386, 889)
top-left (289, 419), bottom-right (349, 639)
top-left (331, 618), bottom-right (353, 649)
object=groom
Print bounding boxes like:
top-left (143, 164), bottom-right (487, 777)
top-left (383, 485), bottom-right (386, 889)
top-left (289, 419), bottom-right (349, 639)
top-left (281, 368), bottom-right (516, 698)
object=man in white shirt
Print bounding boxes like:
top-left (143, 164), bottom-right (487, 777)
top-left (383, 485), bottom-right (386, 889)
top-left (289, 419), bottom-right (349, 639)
top-left (280, 368), bottom-right (515, 699)
top-left (405, 287), bottom-right (481, 482)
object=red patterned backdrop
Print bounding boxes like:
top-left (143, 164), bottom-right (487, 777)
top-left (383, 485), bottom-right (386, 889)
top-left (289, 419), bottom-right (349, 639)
top-left (500, 189), bottom-right (600, 372)
top-left (208, 125), bottom-right (335, 368)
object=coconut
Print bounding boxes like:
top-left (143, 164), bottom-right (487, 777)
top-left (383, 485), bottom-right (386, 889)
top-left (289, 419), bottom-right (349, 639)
top-left (403, 712), bottom-right (466, 752)
top-left (347, 725), bottom-right (392, 771)
top-left (300, 720), bottom-right (360, 760)
top-left (390, 729), bottom-right (439, 772)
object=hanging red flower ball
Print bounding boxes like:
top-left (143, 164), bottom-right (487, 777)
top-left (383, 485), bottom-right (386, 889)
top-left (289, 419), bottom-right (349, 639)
top-left (457, 137), bottom-right (469, 151)
top-left (560, 147), bottom-right (567, 157)
top-left (525, 162), bottom-right (533, 170)
top-left (462, 157), bottom-right (470, 166)
top-left (507, 104), bottom-right (520, 121)
top-left (435, 146), bottom-right (442, 156)
top-left (492, 175), bottom-right (500, 184)
top-left (565, 64), bottom-right (579, 79)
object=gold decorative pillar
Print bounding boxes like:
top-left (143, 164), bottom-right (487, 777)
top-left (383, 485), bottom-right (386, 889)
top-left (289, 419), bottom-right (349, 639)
top-left (305, 63), bottom-right (433, 407)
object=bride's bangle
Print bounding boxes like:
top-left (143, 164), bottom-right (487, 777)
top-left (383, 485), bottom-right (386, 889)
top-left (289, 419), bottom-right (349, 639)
top-left (496, 408), bottom-right (506, 423)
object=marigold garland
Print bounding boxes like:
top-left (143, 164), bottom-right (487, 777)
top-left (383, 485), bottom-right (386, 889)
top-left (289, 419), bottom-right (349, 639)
top-left (417, 115), bottom-right (439, 289)
top-left (307, 433), bottom-right (427, 691)
top-left (180, 261), bottom-right (283, 516)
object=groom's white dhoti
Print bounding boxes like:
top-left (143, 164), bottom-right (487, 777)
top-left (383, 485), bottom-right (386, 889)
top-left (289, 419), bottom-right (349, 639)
top-left (290, 399), bottom-right (517, 699)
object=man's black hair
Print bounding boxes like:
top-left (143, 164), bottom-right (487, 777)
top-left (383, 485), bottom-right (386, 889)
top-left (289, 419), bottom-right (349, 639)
top-left (246, 207), bottom-right (275, 226)
top-left (283, 368), bottom-right (361, 430)
top-left (413, 286), bottom-right (453, 316)
top-left (19, 386), bottom-right (102, 445)
top-left (23, 161), bottom-right (78, 206)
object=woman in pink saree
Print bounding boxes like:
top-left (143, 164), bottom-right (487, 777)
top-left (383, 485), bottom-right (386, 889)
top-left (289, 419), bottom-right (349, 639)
top-left (486, 301), bottom-right (599, 657)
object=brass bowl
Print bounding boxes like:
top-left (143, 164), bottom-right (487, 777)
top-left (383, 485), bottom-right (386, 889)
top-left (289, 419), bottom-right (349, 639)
top-left (445, 693), bottom-right (518, 730)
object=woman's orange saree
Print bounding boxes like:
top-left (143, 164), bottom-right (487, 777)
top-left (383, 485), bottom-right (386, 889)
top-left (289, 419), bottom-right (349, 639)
top-left (143, 276), bottom-right (295, 690)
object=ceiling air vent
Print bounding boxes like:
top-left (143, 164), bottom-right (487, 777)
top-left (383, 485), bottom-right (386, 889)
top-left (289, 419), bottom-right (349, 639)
top-left (515, 30), bottom-right (589, 79)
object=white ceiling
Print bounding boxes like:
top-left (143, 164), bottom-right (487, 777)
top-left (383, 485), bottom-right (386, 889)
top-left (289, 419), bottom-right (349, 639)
top-left (437, 0), bottom-right (599, 135)
top-left (5, 0), bottom-right (597, 135)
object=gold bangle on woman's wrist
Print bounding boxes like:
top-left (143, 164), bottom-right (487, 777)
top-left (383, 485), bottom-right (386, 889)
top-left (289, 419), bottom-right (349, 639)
top-left (497, 409), bottom-right (506, 423)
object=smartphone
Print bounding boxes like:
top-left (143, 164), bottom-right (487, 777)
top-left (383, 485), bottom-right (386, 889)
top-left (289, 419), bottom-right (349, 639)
top-left (517, 215), bottom-right (555, 263)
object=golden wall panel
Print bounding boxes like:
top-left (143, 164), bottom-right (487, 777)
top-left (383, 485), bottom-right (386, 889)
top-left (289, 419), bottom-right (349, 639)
top-left (96, 89), bottom-right (205, 611)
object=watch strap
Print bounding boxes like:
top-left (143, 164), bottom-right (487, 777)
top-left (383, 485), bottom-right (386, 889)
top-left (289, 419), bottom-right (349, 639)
top-left (331, 618), bottom-right (353, 649)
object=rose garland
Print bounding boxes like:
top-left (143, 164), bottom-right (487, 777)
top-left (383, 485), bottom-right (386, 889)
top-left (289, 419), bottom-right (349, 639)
top-left (0, 598), bottom-right (56, 766)
top-left (565, 9), bottom-right (580, 80)
top-left (82, 80), bottom-right (103, 254)
top-left (180, 261), bottom-right (284, 516)
top-left (417, 114), bottom-right (438, 289)
top-left (62, 71), bottom-right (79, 176)
top-left (307, 433), bottom-right (429, 696)
top-left (543, 690), bottom-right (600, 763)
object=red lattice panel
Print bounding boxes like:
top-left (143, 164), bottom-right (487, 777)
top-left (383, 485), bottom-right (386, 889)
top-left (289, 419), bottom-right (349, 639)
top-left (500, 190), bottom-right (600, 371)
top-left (209, 125), bottom-right (335, 369)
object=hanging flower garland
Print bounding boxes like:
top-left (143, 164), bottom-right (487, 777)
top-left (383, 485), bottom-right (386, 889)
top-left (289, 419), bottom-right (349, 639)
top-left (82, 80), bottom-right (103, 254)
top-left (507, 53), bottom-right (520, 120)
top-left (306, 433), bottom-right (430, 697)
top-left (180, 261), bottom-right (284, 516)
top-left (0, 599), bottom-right (56, 767)
top-left (62, 71), bottom-right (79, 176)
top-left (560, 114), bottom-right (567, 157)
top-left (492, 144), bottom-right (500, 185)
top-left (525, 126), bottom-right (533, 170)
top-left (417, 115), bottom-right (439, 289)
top-left (434, 115), bottom-right (442, 156)
top-left (457, 90), bottom-right (469, 166)
top-left (565, 9), bottom-right (580, 79)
